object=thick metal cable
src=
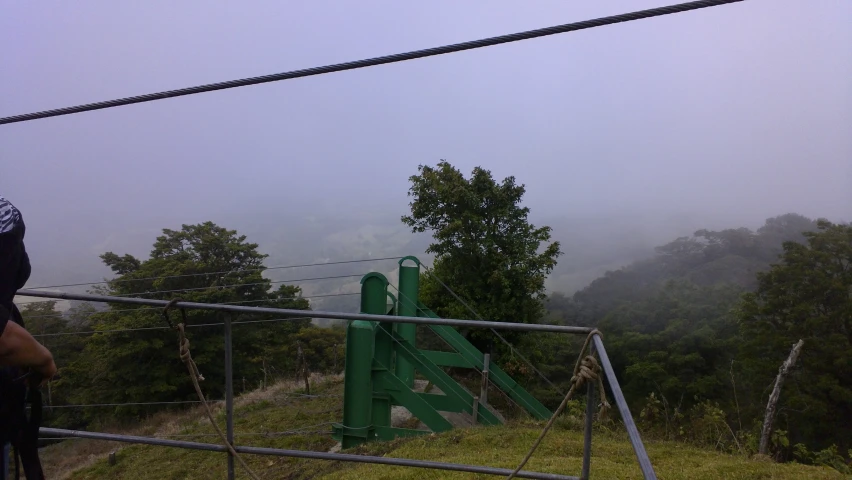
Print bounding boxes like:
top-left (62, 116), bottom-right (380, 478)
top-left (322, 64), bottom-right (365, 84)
top-left (0, 0), bottom-right (743, 125)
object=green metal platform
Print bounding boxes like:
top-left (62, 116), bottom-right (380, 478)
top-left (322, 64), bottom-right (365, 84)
top-left (332, 256), bottom-right (551, 448)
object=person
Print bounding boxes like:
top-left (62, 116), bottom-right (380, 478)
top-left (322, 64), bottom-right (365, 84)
top-left (0, 194), bottom-right (55, 378)
top-left (0, 195), bottom-right (55, 480)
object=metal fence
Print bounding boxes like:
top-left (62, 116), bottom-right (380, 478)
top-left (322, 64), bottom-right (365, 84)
top-left (20, 289), bottom-right (657, 480)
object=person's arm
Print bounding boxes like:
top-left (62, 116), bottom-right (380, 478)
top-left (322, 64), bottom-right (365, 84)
top-left (0, 320), bottom-right (57, 385)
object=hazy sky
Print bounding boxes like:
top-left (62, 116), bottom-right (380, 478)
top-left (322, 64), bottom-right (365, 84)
top-left (2, 0), bottom-right (851, 286)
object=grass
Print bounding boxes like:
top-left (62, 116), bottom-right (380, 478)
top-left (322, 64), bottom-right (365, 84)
top-left (327, 426), bottom-right (849, 480)
top-left (41, 375), bottom-right (848, 480)
top-left (42, 374), bottom-right (344, 480)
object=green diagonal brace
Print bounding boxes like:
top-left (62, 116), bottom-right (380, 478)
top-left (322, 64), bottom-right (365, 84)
top-left (376, 327), bottom-right (502, 426)
top-left (374, 366), bottom-right (454, 433)
top-left (417, 302), bottom-right (553, 421)
top-left (421, 351), bottom-right (473, 368)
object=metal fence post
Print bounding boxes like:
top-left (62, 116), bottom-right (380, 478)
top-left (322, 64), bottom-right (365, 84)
top-left (581, 344), bottom-right (595, 480)
top-left (395, 257), bottom-right (420, 388)
top-left (480, 353), bottom-right (490, 406)
top-left (592, 334), bottom-right (657, 480)
top-left (363, 273), bottom-right (393, 430)
top-left (224, 314), bottom-right (235, 480)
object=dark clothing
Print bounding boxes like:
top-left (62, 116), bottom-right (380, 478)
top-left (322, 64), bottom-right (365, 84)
top-left (0, 196), bottom-right (42, 479)
top-left (0, 202), bottom-right (30, 337)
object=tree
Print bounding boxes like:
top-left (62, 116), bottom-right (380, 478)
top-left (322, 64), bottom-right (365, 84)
top-left (737, 219), bottom-right (852, 454)
top-left (401, 161), bottom-right (562, 353)
top-left (19, 301), bottom-right (94, 428)
top-left (60, 222), bottom-right (313, 419)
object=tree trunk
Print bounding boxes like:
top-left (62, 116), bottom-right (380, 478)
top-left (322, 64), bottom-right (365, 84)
top-left (759, 339), bottom-right (804, 455)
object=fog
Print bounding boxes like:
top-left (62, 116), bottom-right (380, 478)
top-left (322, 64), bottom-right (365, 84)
top-left (2, 0), bottom-right (850, 298)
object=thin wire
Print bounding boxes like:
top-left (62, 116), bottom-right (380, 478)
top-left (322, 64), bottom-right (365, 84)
top-left (421, 264), bottom-right (566, 397)
top-left (158, 431), bottom-right (334, 438)
top-left (46, 400), bottom-right (220, 408)
top-left (25, 257), bottom-right (398, 290)
top-left (31, 315), bottom-right (318, 338)
top-left (388, 283), bottom-right (530, 417)
top-left (43, 393), bottom-right (341, 408)
top-left (15, 273), bottom-right (364, 306)
top-left (21, 292), bottom-right (359, 321)
top-left (0, 0), bottom-right (743, 126)
top-left (110, 273), bottom-right (362, 298)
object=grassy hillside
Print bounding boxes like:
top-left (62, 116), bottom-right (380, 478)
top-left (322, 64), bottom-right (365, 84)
top-left (42, 376), bottom-right (846, 480)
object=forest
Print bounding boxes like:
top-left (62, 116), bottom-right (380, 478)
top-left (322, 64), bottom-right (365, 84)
top-left (20, 160), bottom-right (851, 474)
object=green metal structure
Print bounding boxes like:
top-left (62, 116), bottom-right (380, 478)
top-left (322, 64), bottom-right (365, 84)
top-left (332, 256), bottom-right (552, 448)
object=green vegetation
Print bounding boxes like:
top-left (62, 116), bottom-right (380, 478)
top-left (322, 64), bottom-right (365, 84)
top-left (24, 160), bottom-right (851, 475)
top-left (534, 215), bottom-right (852, 472)
top-left (25, 222), bottom-right (343, 431)
top-left (45, 377), bottom-right (344, 480)
top-left (44, 378), bottom-right (845, 480)
top-left (402, 160), bottom-right (562, 351)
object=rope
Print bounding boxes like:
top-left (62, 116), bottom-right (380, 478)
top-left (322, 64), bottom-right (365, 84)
top-left (164, 302), bottom-right (261, 480)
top-left (505, 329), bottom-right (609, 480)
top-left (0, 0), bottom-right (743, 126)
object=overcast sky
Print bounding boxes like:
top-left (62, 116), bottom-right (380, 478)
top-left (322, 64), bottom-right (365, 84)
top-left (2, 0), bottom-right (850, 285)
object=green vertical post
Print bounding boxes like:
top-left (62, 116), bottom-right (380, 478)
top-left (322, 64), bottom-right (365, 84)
top-left (341, 320), bottom-right (376, 449)
top-left (395, 256), bottom-right (420, 388)
top-left (361, 273), bottom-right (393, 430)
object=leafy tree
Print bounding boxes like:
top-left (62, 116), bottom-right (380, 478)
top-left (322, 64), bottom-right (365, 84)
top-left (541, 213), bottom-right (832, 454)
top-left (571, 214), bottom-right (818, 326)
top-left (19, 301), bottom-right (94, 428)
top-left (401, 160), bottom-right (562, 353)
top-left (60, 222), bottom-right (313, 420)
top-left (737, 219), bottom-right (852, 454)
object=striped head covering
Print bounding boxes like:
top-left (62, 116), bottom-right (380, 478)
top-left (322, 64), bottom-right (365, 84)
top-left (0, 196), bottom-right (22, 234)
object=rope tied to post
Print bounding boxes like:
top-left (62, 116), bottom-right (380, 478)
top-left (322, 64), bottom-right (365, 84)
top-left (162, 299), bottom-right (260, 480)
top-left (176, 323), bottom-right (204, 382)
top-left (571, 353), bottom-right (610, 420)
top-left (506, 329), bottom-right (610, 479)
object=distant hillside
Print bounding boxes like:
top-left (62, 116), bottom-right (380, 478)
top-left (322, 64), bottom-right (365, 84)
top-left (534, 213), bottom-right (852, 465)
top-left (565, 212), bottom-right (819, 323)
top-left (20, 208), bottom-right (798, 311)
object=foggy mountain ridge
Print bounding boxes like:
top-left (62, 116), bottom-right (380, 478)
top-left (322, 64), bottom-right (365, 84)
top-left (17, 206), bottom-right (838, 313)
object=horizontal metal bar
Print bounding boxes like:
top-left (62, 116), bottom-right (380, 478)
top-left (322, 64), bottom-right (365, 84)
top-left (592, 335), bottom-right (657, 480)
top-left (18, 289), bottom-right (592, 334)
top-left (40, 428), bottom-right (577, 480)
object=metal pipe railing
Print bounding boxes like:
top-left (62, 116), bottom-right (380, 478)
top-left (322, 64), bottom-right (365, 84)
top-left (223, 314), bottom-right (235, 479)
top-left (17, 289), bottom-right (592, 334)
top-left (25, 290), bottom-right (657, 479)
top-left (581, 343), bottom-right (596, 480)
top-left (592, 334), bottom-right (657, 480)
top-left (39, 428), bottom-right (577, 480)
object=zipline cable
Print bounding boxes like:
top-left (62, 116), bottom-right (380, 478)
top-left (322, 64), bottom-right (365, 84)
top-left (0, 0), bottom-right (743, 126)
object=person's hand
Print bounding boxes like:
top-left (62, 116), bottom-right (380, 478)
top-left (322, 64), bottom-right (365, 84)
top-left (36, 359), bottom-right (57, 387)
